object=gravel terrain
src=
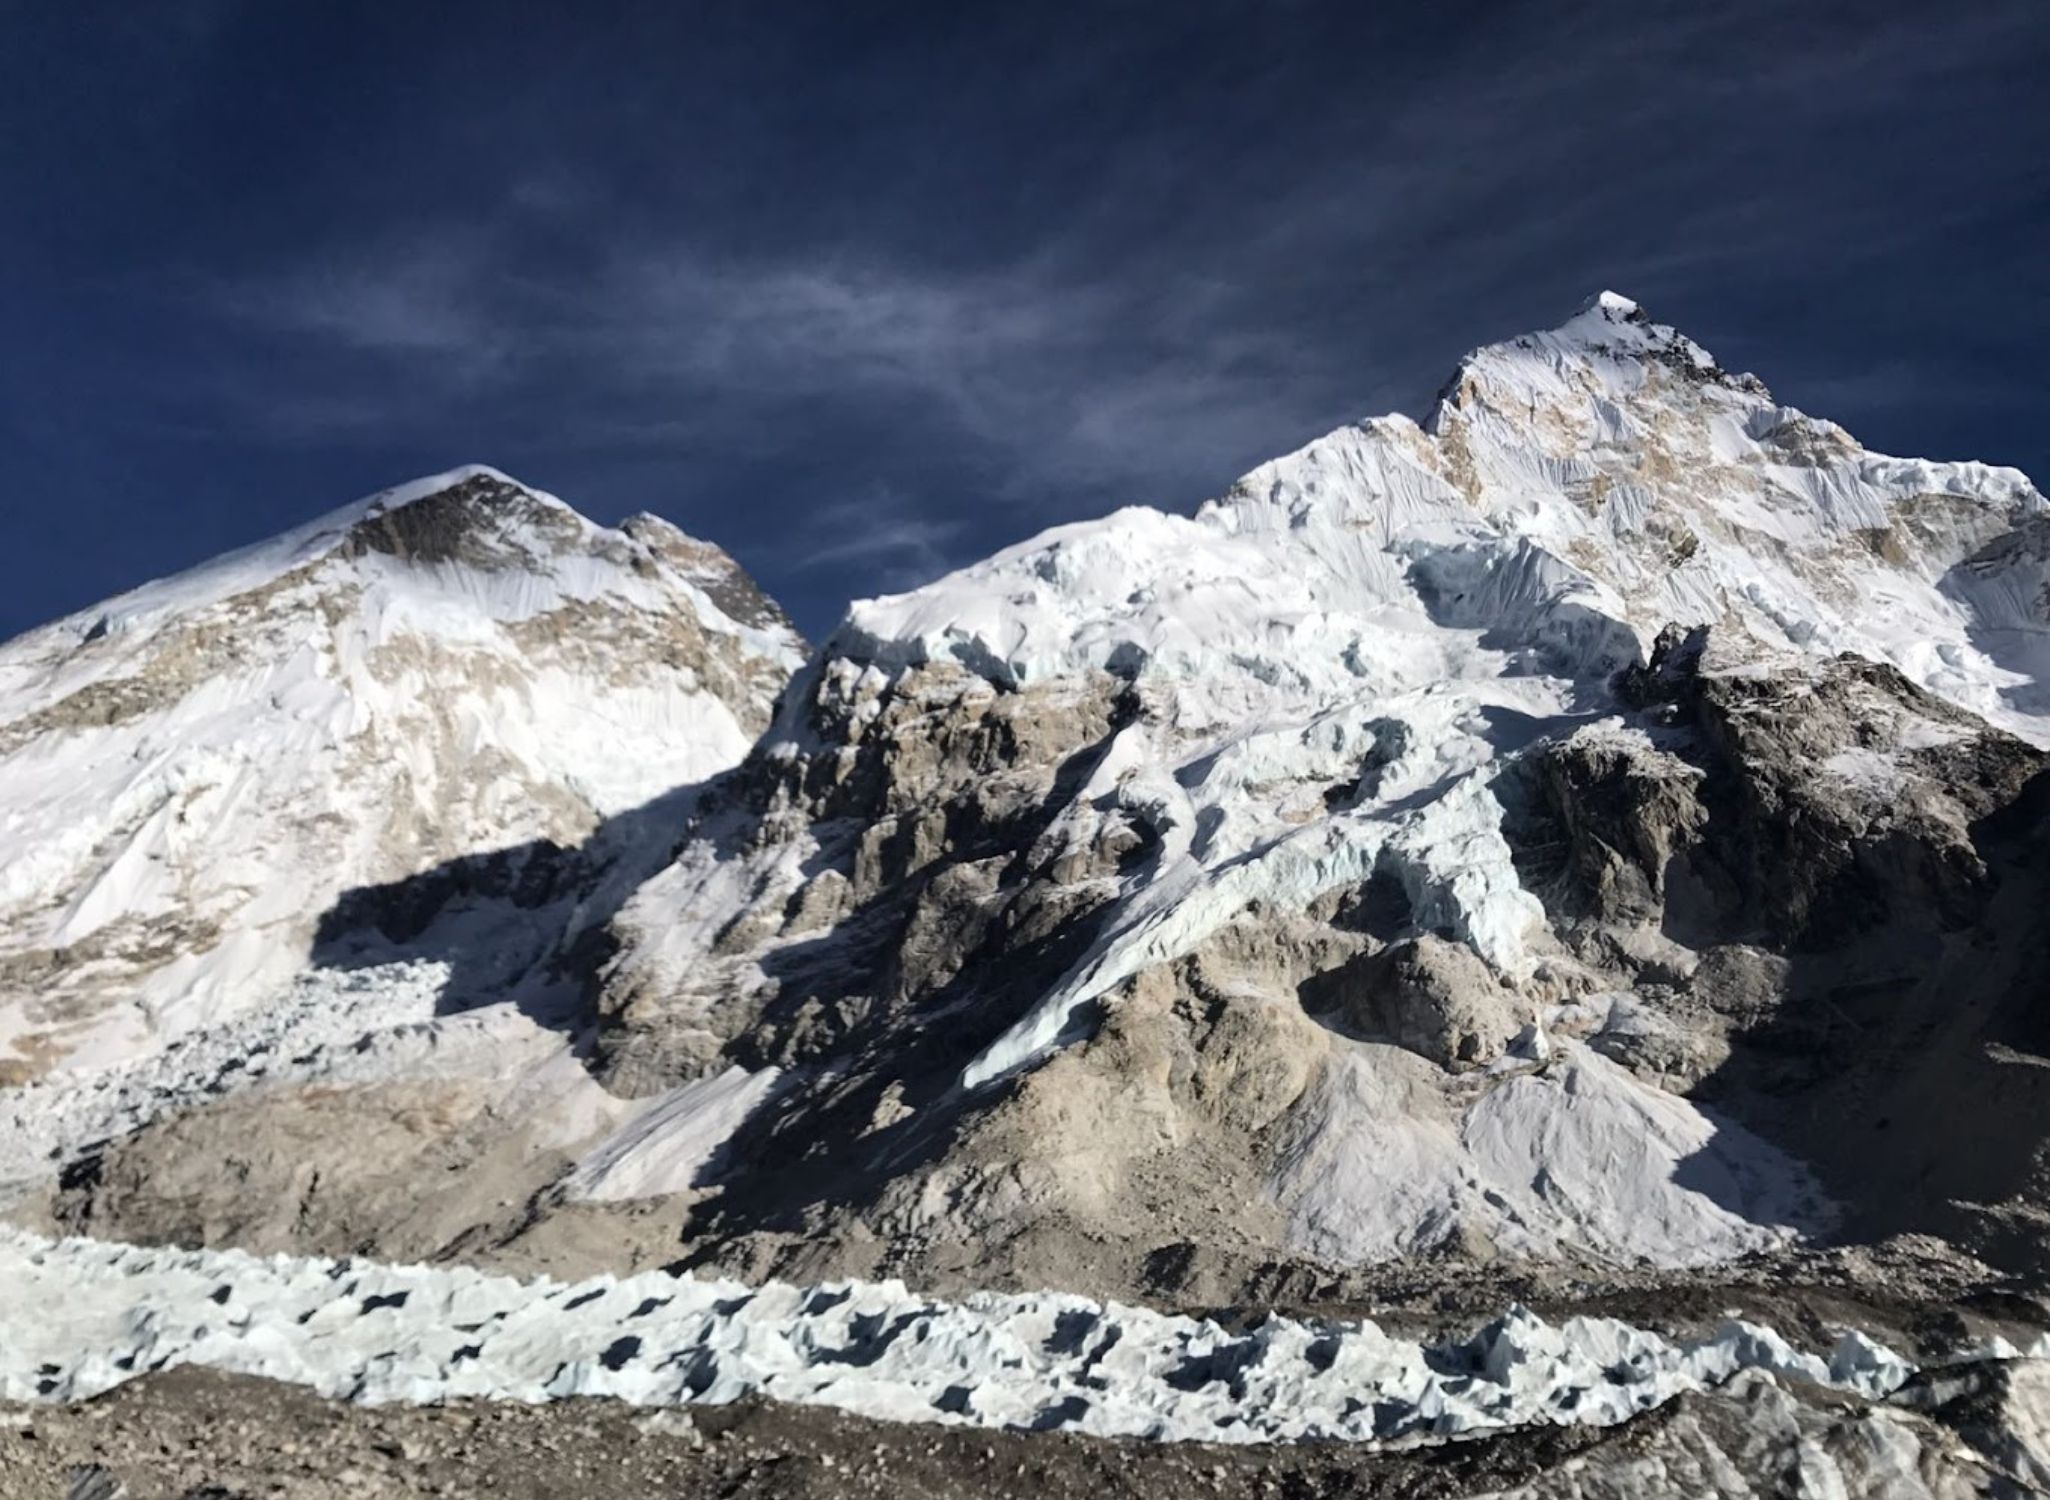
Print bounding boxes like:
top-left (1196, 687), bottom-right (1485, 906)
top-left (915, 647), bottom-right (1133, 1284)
top-left (0, 1368), bottom-right (1625, 1500)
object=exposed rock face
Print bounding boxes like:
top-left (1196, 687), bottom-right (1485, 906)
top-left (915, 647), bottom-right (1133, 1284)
top-left (1515, 628), bottom-right (2048, 958)
top-left (593, 663), bottom-right (1137, 1094)
top-left (1319, 933), bottom-right (1528, 1070)
top-left (1500, 631), bottom-right (2050, 1273)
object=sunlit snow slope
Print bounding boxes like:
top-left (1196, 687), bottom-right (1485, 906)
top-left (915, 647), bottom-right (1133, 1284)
top-left (0, 466), bottom-right (803, 1081)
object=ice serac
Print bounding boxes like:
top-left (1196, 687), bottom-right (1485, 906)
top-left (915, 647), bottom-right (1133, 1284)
top-left (0, 1227), bottom-right (1929, 1444)
top-left (0, 465), bottom-right (804, 1087)
top-left (583, 293), bottom-right (2050, 1294)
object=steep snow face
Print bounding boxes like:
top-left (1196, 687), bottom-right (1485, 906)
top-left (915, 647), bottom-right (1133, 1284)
top-left (841, 292), bottom-right (2042, 723)
top-left (1, 1228), bottom-right (1922, 1446)
top-left (803, 293), bottom-right (2046, 1087)
top-left (0, 466), bottom-right (803, 1081)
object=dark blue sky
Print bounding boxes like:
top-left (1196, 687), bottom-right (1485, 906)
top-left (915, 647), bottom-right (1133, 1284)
top-left (4, 1), bottom-right (2046, 641)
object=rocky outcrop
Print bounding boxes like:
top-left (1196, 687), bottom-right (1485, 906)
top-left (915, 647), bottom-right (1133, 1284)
top-left (1313, 933), bottom-right (1528, 1070)
top-left (591, 662), bottom-right (1139, 1093)
top-left (1518, 625), bottom-right (2046, 950)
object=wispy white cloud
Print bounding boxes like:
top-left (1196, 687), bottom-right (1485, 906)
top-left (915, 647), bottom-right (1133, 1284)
top-left (209, 225), bottom-right (1345, 514)
top-left (219, 238), bottom-right (506, 370)
top-left (790, 489), bottom-right (967, 594)
top-left (151, 0), bottom-right (2049, 621)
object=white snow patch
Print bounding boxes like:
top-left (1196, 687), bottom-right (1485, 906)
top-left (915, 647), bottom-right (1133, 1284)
top-left (1821, 746), bottom-right (1907, 793)
top-left (566, 1065), bottom-right (785, 1202)
top-left (1461, 1044), bottom-right (1833, 1266)
top-left (0, 961), bottom-right (625, 1207)
top-left (1274, 1042), bottom-right (1831, 1268)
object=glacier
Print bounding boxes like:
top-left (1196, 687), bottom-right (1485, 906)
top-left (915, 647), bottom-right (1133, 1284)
top-left (1, 1226), bottom-right (1930, 1447)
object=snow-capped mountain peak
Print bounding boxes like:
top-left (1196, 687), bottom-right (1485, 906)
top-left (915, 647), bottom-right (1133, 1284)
top-left (1554, 287), bottom-right (1716, 358)
top-left (822, 295), bottom-right (2041, 741)
top-left (0, 466), bottom-right (802, 1082)
top-left (1436, 288), bottom-right (1734, 405)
